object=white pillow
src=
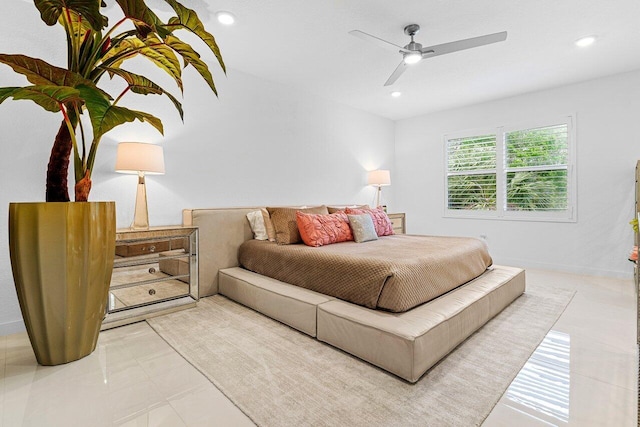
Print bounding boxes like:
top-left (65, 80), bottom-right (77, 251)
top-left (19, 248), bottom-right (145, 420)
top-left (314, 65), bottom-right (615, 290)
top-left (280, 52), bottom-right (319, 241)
top-left (246, 210), bottom-right (268, 240)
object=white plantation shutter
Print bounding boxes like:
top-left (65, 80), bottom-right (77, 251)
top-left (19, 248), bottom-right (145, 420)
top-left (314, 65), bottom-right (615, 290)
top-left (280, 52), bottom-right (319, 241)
top-left (446, 134), bottom-right (497, 211)
top-left (445, 117), bottom-right (575, 221)
top-left (504, 123), bottom-right (569, 212)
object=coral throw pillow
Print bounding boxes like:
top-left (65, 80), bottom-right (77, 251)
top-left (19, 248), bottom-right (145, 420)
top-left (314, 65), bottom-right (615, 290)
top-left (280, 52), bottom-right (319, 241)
top-left (345, 206), bottom-right (394, 237)
top-left (267, 206), bottom-right (329, 244)
top-left (296, 211), bottom-right (353, 247)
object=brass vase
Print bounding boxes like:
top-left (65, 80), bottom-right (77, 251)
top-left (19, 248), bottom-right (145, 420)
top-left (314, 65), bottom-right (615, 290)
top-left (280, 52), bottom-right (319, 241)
top-left (8, 202), bottom-right (116, 365)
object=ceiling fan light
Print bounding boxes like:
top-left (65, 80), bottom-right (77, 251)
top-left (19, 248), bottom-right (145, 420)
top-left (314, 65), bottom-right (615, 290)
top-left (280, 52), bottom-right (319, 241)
top-left (403, 52), bottom-right (422, 65)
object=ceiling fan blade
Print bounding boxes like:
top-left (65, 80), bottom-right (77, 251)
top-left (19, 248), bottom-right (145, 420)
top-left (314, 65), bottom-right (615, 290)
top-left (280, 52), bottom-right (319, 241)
top-left (421, 31), bottom-right (507, 59)
top-left (349, 30), bottom-right (410, 53)
top-left (384, 61), bottom-right (408, 86)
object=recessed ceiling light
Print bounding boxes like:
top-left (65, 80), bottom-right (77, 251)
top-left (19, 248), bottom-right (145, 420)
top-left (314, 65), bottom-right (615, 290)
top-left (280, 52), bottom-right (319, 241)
top-left (575, 36), bottom-right (596, 47)
top-left (215, 11), bottom-right (236, 25)
top-left (391, 91), bottom-right (402, 98)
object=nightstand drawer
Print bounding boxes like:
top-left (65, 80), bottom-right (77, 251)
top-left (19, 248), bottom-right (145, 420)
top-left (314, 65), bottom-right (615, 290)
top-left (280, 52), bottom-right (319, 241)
top-left (115, 240), bottom-right (170, 257)
top-left (387, 213), bottom-right (406, 234)
top-left (110, 255), bottom-right (191, 288)
top-left (109, 278), bottom-right (191, 310)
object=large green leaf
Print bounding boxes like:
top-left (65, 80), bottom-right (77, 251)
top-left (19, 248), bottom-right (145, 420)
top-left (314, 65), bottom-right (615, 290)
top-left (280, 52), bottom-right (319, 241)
top-left (114, 0), bottom-right (155, 35)
top-left (145, 9), bottom-right (172, 39)
top-left (164, 35), bottom-right (216, 95)
top-left (102, 36), bottom-right (183, 91)
top-left (165, 0), bottom-right (225, 72)
top-left (34, 0), bottom-right (107, 31)
top-left (113, 0), bottom-right (171, 39)
top-left (77, 84), bottom-right (163, 140)
top-left (0, 85), bottom-right (81, 113)
top-left (141, 34), bottom-right (182, 90)
top-left (0, 87), bottom-right (20, 104)
top-left (0, 54), bottom-right (90, 87)
top-left (103, 67), bottom-right (184, 120)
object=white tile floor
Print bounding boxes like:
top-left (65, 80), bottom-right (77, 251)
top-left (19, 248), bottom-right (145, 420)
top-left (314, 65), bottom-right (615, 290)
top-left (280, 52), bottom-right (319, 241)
top-left (0, 269), bottom-right (636, 426)
top-left (484, 269), bottom-right (638, 426)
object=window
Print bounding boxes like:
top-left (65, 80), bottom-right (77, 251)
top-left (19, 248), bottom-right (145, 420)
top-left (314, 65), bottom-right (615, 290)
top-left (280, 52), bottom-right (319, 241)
top-left (445, 116), bottom-right (575, 221)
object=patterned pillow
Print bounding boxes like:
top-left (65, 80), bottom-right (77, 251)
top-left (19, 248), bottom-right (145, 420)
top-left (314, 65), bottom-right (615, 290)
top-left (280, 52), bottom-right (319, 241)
top-left (246, 210), bottom-right (268, 240)
top-left (345, 206), bottom-right (394, 237)
top-left (347, 214), bottom-right (378, 243)
top-left (296, 211), bottom-right (353, 247)
top-left (267, 206), bottom-right (329, 244)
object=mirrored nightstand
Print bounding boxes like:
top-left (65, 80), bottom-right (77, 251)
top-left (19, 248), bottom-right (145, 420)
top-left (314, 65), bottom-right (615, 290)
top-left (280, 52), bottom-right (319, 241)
top-left (101, 226), bottom-right (198, 330)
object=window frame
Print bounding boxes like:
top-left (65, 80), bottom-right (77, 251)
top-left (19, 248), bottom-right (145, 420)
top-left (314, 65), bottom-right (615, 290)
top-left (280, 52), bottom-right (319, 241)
top-left (443, 115), bottom-right (576, 222)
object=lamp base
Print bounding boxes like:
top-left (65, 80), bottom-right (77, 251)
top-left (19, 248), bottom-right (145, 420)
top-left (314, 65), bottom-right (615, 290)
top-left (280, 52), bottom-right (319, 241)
top-left (131, 173), bottom-right (149, 230)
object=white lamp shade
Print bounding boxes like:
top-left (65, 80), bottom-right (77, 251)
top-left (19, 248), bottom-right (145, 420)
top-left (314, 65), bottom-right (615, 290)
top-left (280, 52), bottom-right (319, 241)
top-left (367, 169), bottom-right (391, 186)
top-left (115, 142), bottom-right (165, 174)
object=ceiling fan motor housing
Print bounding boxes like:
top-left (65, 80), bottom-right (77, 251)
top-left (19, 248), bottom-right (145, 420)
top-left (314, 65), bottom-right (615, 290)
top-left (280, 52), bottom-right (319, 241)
top-left (403, 24), bottom-right (423, 56)
top-left (404, 41), bottom-right (423, 52)
top-left (404, 24), bottom-right (421, 37)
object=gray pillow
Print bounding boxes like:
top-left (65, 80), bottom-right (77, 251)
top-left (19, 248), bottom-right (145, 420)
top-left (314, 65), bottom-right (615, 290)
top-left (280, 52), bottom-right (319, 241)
top-left (347, 214), bottom-right (378, 243)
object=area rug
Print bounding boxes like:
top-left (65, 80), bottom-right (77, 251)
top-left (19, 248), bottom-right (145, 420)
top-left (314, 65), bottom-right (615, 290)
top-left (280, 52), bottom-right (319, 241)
top-left (147, 282), bottom-right (574, 427)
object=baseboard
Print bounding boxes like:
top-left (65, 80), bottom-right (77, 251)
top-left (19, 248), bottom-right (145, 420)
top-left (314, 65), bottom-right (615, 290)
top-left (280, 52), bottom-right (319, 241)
top-left (0, 319), bottom-right (25, 336)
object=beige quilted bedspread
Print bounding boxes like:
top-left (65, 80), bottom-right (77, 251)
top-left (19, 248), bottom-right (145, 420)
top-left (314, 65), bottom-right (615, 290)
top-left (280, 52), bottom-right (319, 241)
top-left (238, 235), bottom-right (493, 312)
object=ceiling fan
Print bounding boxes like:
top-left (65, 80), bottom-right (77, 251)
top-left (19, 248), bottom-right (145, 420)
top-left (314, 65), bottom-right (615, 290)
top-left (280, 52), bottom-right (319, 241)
top-left (349, 24), bottom-right (507, 86)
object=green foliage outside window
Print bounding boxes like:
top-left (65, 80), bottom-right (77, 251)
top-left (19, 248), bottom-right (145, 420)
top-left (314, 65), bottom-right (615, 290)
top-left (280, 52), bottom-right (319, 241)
top-left (447, 174), bottom-right (496, 210)
top-left (447, 135), bottom-right (496, 172)
top-left (506, 170), bottom-right (567, 211)
top-left (505, 125), bottom-right (568, 211)
top-left (505, 126), bottom-right (568, 168)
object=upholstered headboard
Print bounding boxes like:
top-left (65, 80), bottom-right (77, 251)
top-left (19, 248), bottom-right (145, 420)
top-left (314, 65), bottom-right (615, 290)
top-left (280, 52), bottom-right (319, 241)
top-left (183, 207), bottom-right (258, 296)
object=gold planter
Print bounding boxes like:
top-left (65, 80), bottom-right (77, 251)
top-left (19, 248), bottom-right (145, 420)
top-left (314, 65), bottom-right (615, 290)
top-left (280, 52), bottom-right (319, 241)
top-left (8, 202), bottom-right (116, 365)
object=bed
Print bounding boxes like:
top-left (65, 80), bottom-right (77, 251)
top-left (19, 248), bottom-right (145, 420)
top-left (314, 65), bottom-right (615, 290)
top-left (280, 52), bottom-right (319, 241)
top-left (239, 234), bottom-right (492, 312)
top-left (183, 207), bottom-right (525, 383)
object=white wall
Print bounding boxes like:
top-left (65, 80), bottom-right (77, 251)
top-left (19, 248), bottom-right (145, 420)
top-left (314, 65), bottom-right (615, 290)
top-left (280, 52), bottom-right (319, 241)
top-left (0, 3), bottom-right (395, 334)
top-left (91, 69), bottom-right (396, 225)
top-left (394, 70), bottom-right (640, 278)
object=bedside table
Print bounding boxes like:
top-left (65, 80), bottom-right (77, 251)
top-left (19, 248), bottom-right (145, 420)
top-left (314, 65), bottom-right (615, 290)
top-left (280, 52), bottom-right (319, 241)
top-left (101, 226), bottom-right (199, 330)
top-left (387, 213), bottom-right (406, 234)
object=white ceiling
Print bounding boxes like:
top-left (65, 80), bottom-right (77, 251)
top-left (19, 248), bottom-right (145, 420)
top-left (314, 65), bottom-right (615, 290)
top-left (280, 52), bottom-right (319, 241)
top-left (163, 0), bottom-right (640, 121)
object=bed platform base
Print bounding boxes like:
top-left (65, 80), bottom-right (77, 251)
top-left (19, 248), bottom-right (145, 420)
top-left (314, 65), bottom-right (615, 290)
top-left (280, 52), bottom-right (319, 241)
top-left (220, 265), bottom-right (525, 383)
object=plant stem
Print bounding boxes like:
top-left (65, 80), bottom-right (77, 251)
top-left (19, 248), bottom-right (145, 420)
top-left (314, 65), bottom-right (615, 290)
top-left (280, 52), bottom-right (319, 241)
top-left (46, 121), bottom-right (73, 202)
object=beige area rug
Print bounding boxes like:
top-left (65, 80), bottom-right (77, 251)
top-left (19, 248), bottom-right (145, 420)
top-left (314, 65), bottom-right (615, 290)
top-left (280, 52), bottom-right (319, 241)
top-left (147, 283), bottom-right (574, 427)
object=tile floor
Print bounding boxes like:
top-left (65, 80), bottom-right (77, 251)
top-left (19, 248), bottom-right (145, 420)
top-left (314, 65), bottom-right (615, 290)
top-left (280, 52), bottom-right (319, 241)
top-left (484, 269), bottom-right (638, 426)
top-left (0, 269), bottom-right (636, 426)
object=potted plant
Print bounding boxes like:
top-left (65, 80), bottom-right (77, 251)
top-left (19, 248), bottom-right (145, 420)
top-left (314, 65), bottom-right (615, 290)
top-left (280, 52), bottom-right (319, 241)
top-left (1, 0), bottom-right (224, 365)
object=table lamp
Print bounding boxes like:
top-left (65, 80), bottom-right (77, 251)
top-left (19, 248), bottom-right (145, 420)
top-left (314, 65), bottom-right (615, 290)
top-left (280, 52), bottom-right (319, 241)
top-left (115, 142), bottom-right (165, 230)
top-left (368, 169), bottom-right (391, 207)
